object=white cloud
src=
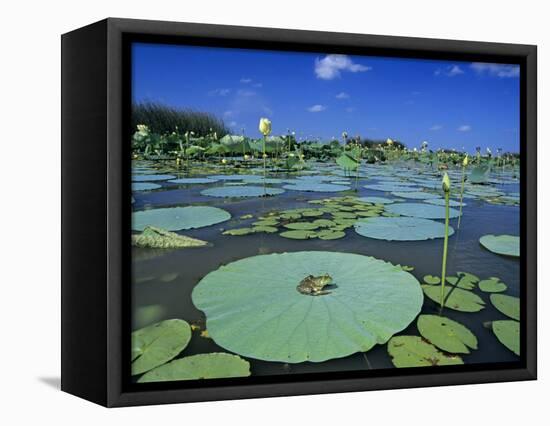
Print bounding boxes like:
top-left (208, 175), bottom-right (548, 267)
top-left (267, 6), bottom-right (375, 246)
top-left (345, 107), bottom-right (355, 113)
top-left (430, 124), bottom-right (443, 131)
top-left (457, 124), bottom-right (472, 132)
top-left (240, 78), bottom-right (252, 83)
top-left (435, 65), bottom-right (464, 77)
top-left (237, 89), bottom-right (256, 97)
top-left (470, 63), bottom-right (519, 78)
top-left (315, 55), bottom-right (371, 80)
top-left (307, 104), bottom-right (327, 112)
top-left (208, 88), bottom-right (231, 96)
top-left (252, 82), bottom-right (263, 88)
top-left (335, 92), bottom-right (350, 99)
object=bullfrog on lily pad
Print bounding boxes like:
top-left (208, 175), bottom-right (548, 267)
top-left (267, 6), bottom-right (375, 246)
top-left (296, 273), bottom-right (333, 296)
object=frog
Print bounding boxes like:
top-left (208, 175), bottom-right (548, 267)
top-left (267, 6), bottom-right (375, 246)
top-left (296, 273), bottom-right (333, 296)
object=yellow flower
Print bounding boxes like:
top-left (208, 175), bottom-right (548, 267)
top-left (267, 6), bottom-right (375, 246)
top-left (463, 155), bottom-right (469, 167)
top-left (259, 118), bottom-right (272, 136)
top-left (442, 172), bottom-right (451, 193)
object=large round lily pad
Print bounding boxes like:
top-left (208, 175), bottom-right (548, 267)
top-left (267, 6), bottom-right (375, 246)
top-left (192, 251), bottom-right (424, 363)
top-left (283, 182), bottom-right (351, 192)
top-left (131, 319), bottom-right (191, 375)
top-left (132, 182), bottom-right (162, 191)
top-left (354, 217), bottom-right (454, 241)
top-left (387, 336), bottom-right (464, 367)
top-left (490, 294), bottom-right (520, 320)
top-left (492, 320), bottom-right (520, 355)
top-left (133, 206), bottom-right (231, 231)
top-left (385, 203), bottom-right (461, 219)
top-left (417, 315), bottom-right (478, 354)
top-left (138, 353), bottom-right (251, 382)
top-left (201, 186), bottom-right (285, 198)
top-left (479, 235), bottom-right (520, 257)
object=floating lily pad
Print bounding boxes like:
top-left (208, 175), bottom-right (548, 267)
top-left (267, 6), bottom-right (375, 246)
top-left (364, 184), bottom-right (419, 192)
top-left (132, 182), bottom-right (162, 191)
top-left (425, 198), bottom-right (466, 207)
top-left (490, 294), bottom-right (520, 320)
top-left (385, 203), bottom-right (461, 219)
top-left (455, 272), bottom-right (480, 290)
top-left (192, 251), bottom-right (424, 363)
top-left (417, 315), bottom-right (478, 354)
top-left (279, 230), bottom-right (317, 239)
top-left (132, 174), bottom-right (176, 182)
top-left (201, 186), bottom-right (285, 198)
top-left (492, 320), bottom-right (520, 355)
top-left (254, 225), bottom-right (279, 233)
top-left (131, 319), bottom-right (191, 376)
top-left (387, 336), bottom-right (464, 368)
top-left (479, 235), bottom-right (520, 257)
top-left (355, 217), bottom-right (454, 241)
top-left (357, 196), bottom-right (395, 204)
top-left (132, 226), bottom-right (208, 248)
top-left (424, 275), bottom-right (441, 285)
top-left (283, 182), bottom-right (351, 192)
top-left (391, 191), bottom-right (441, 200)
top-left (223, 227), bottom-right (256, 236)
top-left (284, 222), bottom-right (320, 230)
top-left (422, 285), bottom-right (485, 312)
top-left (168, 177), bottom-right (219, 184)
top-left (479, 277), bottom-right (507, 293)
top-left (133, 206), bottom-right (231, 231)
top-left (138, 353), bottom-right (251, 382)
top-left (317, 230), bottom-right (346, 240)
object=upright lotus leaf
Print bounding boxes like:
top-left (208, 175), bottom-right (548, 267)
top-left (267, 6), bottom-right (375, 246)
top-left (201, 186), bottom-right (285, 198)
top-left (355, 217), bottom-right (454, 241)
top-left (192, 251), bottom-right (424, 363)
top-left (490, 294), bottom-right (520, 320)
top-left (385, 203), bottom-right (461, 220)
top-left (132, 226), bottom-right (208, 249)
top-left (492, 320), bottom-right (520, 355)
top-left (479, 277), bottom-right (507, 293)
top-left (336, 153), bottom-right (359, 171)
top-left (387, 336), bottom-right (464, 368)
top-left (422, 285), bottom-right (485, 312)
top-left (479, 235), bottom-right (520, 257)
top-left (132, 182), bottom-right (162, 191)
top-left (417, 315), bottom-right (478, 354)
top-left (138, 353), bottom-right (251, 383)
top-left (133, 206), bottom-right (231, 231)
top-left (131, 319), bottom-right (191, 376)
top-left (469, 164), bottom-right (490, 184)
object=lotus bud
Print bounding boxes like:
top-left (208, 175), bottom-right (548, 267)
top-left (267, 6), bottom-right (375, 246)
top-left (214, 132), bottom-right (218, 140)
top-left (259, 118), bottom-right (272, 136)
top-left (221, 158), bottom-right (227, 164)
top-left (386, 138), bottom-right (394, 146)
top-left (289, 153), bottom-right (295, 157)
top-left (442, 172), bottom-right (451, 193)
top-left (463, 155), bottom-right (469, 167)
top-left (342, 132), bottom-right (348, 139)
top-left (244, 154), bottom-right (250, 160)
top-left (262, 153), bottom-right (268, 158)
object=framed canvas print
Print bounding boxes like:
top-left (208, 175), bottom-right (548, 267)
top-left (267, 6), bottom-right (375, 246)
top-left (61, 18), bottom-right (537, 407)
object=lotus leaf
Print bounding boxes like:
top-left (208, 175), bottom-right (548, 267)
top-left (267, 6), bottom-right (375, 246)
top-left (387, 336), bottom-right (464, 368)
top-left (364, 184), bottom-right (419, 192)
top-left (423, 275), bottom-right (441, 285)
top-left (283, 182), bottom-right (351, 192)
top-left (385, 203), bottom-right (461, 219)
top-left (131, 319), bottom-right (191, 376)
top-left (133, 206), bottom-right (230, 231)
top-left (425, 198), bottom-right (466, 207)
top-left (168, 177), bottom-right (219, 184)
top-left (492, 320), bottom-right (520, 355)
top-left (253, 225), bottom-right (278, 233)
top-left (422, 285), bottom-right (485, 312)
top-left (132, 174), bottom-right (176, 182)
top-left (469, 165), bottom-right (490, 184)
top-left (317, 230), bottom-right (346, 240)
top-left (279, 230), bottom-right (316, 239)
top-left (391, 191), bottom-right (441, 200)
top-left (490, 294), bottom-right (520, 320)
top-left (201, 186), bottom-right (285, 198)
top-left (479, 277), bottom-right (507, 293)
top-left (132, 226), bottom-right (208, 249)
top-left (456, 272), bottom-right (480, 289)
top-left (132, 182), bottom-right (162, 191)
top-left (138, 353), bottom-right (251, 382)
top-left (479, 234), bottom-right (520, 257)
top-left (417, 315), bottom-right (478, 354)
top-left (223, 228), bottom-right (256, 236)
top-left (357, 196), bottom-right (395, 204)
top-left (355, 217), bottom-right (454, 241)
top-left (284, 222), bottom-right (320, 230)
top-left (192, 251), bottom-right (424, 363)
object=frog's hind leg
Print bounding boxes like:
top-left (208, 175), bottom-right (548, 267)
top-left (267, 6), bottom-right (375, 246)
top-left (313, 290), bottom-right (331, 296)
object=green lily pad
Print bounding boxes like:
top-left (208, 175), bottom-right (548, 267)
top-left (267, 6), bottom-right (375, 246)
top-left (357, 196), bottom-right (395, 204)
top-left (492, 320), bottom-right (520, 355)
top-left (456, 272), bottom-right (480, 289)
top-left (479, 235), bottom-right (520, 257)
top-left (355, 217), bottom-right (454, 241)
top-left (253, 225), bottom-right (279, 233)
top-left (365, 184), bottom-right (419, 192)
top-left (284, 222), bottom-right (320, 230)
top-left (313, 219), bottom-right (336, 227)
top-left (223, 228), bottom-right (256, 236)
top-left (417, 315), bottom-right (478, 354)
top-left (132, 182), bottom-right (162, 191)
top-left (192, 251), bottom-right (424, 363)
top-left (479, 277), bottom-right (507, 293)
top-left (317, 230), bottom-right (346, 240)
top-left (425, 198), bottom-right (466, 207)
top-left (132, 226), bottom-right (208, 249)
top-left (201, 186), bottom-right (285, 198)
top-left (423, 275), bottom-right (441, 285)
top-left (131, 319), bottom-right (191, 376)
top-left (490, 294), bottom-right (520, 320)
top-left (385, 203), bottom-right (461, 219)
top-left (137, 353), bottom-right (251, 382)
top-left (387, 336), bottom-right (464, 368)
top-left (279, 230), bottom-right (317, 239)
top-left (168, 177), bottom-right (219, 184)
top-left (391, 191), bottom-right (441, 200)
top-left (283, 182), bottom-right (351, 192)
top-left (422, 285), bottom-right (485, 312)
top-left (133, 206), bottom-right (230, 231)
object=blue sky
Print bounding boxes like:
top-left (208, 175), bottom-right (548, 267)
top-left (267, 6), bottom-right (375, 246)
top-left (132, 43), bottom-right (520, 153)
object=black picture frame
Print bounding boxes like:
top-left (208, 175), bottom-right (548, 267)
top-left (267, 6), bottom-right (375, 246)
top-left (61, 17), bottom-right (537, 407)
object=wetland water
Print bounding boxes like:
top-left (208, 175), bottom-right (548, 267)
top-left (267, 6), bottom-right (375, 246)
top-left (131, 160), bottom-right (520, 380)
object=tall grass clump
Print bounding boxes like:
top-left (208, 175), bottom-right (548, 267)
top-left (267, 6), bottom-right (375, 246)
top-left (132, 102), bottom-right (230, 137)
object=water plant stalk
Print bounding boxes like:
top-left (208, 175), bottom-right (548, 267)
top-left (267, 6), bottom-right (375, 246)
top-left (439, 173), bottom-right (451, 313)
top-left (457, 155), bottom-right (468, 229)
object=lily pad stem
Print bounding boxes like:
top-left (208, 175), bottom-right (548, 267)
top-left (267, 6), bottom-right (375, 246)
top-left (439, 189), bottom-right (450, 313)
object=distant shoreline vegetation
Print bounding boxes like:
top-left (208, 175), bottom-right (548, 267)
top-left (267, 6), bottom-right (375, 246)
top-left (132, 102), bottom-right (230, 137)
